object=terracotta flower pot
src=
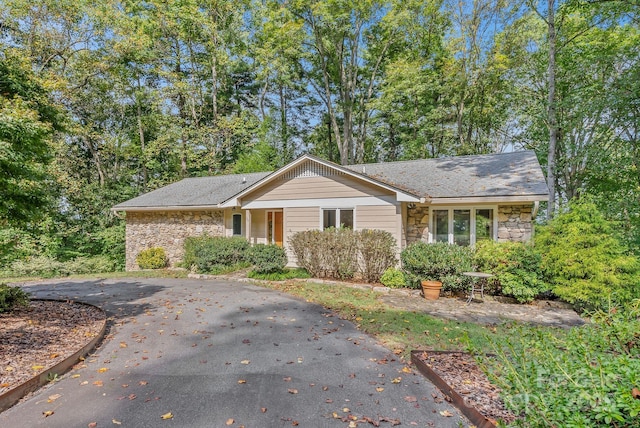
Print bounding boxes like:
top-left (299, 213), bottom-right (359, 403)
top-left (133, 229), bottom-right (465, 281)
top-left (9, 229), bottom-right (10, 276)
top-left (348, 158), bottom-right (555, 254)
top-left (421, 280), bottom-right (442, 300)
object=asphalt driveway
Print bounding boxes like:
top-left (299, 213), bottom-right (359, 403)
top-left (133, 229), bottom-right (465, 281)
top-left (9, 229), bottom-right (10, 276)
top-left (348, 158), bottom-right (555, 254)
top-left (1, 278), bottom-right (467, 427)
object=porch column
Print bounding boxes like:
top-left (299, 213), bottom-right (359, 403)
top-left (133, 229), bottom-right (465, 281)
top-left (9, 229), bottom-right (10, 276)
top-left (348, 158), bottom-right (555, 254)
top-left (245, 209), bottom-right (252, 244)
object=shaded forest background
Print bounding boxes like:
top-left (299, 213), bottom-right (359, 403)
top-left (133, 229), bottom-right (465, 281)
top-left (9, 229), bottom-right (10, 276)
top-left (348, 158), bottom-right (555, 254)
top-left (0, 0), bottom-right (638, 270)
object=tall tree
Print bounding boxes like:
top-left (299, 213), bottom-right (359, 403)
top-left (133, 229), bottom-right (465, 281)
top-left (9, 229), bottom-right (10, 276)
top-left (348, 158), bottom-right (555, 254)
top-left (0, 56), bottom-right (62, 225)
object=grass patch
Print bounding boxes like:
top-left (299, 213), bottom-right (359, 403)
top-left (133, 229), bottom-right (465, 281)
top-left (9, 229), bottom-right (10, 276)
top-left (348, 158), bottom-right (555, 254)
top-left (247, 268), bottom-right (311, 281)
top-left (3, 269), bottom-right (190, 283)
top-left (258, 280), bottom-right (565, 356)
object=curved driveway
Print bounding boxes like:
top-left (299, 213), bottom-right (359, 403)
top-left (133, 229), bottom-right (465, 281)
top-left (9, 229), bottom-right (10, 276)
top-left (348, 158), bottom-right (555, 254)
top-left (2, 278), bottom-right (466, 427)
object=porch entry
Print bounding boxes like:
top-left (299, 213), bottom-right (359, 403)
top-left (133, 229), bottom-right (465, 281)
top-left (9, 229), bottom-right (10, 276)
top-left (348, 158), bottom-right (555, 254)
top-left (267, 210), bottom-right (283, 247)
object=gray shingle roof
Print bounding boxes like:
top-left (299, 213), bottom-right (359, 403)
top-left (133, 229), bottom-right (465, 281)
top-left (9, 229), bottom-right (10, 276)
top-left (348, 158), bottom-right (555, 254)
top-left (344, 151), bottom-right (548, 199)
top-left (112, 172), bottom-right (271, 209)
top-left (112, 151), bottom-right (548, 210)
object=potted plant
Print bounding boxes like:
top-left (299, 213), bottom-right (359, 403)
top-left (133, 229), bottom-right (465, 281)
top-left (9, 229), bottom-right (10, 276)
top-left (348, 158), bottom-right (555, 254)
top-left (400, 242), bottom-right (473, 300)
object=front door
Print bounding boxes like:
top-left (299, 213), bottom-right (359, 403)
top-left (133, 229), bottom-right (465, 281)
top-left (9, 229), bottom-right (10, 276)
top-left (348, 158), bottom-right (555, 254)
top-left (267, 210), bottom-right (283, 247)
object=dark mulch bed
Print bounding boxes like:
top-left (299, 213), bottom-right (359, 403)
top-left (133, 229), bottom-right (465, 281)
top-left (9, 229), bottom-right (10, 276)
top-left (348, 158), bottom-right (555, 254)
top-left (414, 351), bottom-right (517, 425)
top-left (0, 300), bottom-right (105, 395)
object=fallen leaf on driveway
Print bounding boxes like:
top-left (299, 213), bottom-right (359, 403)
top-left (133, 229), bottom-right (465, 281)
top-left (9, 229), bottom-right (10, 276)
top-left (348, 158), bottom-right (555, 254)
top-left (440, 410), bottom-right (453, 417)
top-left (98, 367), bottom-right (109, 373)
top-left (48, 394), bottom-right (61, 402)
top-left (287, 388), bottom-right (298, 394)
top-left (240, 360), bottom-right (250, 365)
top-left (225, 418), bottom-right (234, 425)
top-left (112, 419), bottom-right (121, 425)
top-left (88, 422), bottom-right (97, 428)
top-left (160, 412), bottom-right (173, 420)
top-left (43, 410), bottom-right (54, 417)
top-left (404, 396), bottom-right (417, 403)
top-left (375, 387), bottom-right (384, 392)
top-left (237, 379), bottom-right (246, 384)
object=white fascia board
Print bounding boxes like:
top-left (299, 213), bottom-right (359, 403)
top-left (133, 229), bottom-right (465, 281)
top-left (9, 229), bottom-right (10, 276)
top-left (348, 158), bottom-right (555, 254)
top-left (396, 193), bottom-right (421, 202)
top-left (220, 199), bottom-right (239, 208)
top-left (111, 205), bottom-right (221, 212)
top-left (242, 195), bottom-right (398, 210)
top-left (428, 194), bottom-right (549, 204)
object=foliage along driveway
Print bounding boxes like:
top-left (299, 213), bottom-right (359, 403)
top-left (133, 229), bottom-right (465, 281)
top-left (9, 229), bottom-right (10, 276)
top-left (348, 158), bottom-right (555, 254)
top-left (1, 278), bottom-right (466, 427)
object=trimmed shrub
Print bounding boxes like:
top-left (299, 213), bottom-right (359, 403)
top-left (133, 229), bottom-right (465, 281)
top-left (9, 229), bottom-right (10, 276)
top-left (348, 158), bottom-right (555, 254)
top-left (400, 242), bottom-right (473, 291)
top-left (380, 268), bottom-right (405, 288)
top-left (358, 229), bottom-right (397, 283)
top-left (536, 199), bottom-right (640, 310)
top-left (136, 247), bottom-right (168, 269)
top-left (474, 241), bottom-right (549, 303)
top-left (289, 228), bottom-right (358, 279)
top-left (0, 284), bottom-right (30, 313)
top-left (183, 236), bottom-right (249, 273)
top-left (289, 228), bottom-right (397, 282)
top-left (248, 244), bottom-right (288, 274)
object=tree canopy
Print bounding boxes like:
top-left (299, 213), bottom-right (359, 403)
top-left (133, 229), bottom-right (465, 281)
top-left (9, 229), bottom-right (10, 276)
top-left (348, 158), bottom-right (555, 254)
top-left (0, 0), bottom-right (638, 265)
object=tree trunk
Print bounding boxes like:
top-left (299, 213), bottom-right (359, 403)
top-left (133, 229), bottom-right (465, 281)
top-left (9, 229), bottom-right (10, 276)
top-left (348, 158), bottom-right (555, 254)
top-left (547, 0), bottom-right (558, 218)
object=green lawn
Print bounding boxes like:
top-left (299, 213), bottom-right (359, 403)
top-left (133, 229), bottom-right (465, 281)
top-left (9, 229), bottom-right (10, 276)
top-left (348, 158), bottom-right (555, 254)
top-left (256, 280), bottom-right (565, 357)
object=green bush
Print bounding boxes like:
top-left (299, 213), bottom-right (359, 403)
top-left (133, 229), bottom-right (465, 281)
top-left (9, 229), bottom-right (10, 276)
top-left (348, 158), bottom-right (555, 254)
top-left (380, 268), bottom-right (405, 288)
top-left (289, 228), bottom-right (358, 279)
top-left (477, 301), bottom-right (640, 427)
top-left (0, 227), bottom-right (37, 266)
top-left (136, 247), bottom-right (168, 269)
top-left (536, 199), bottom-right (640, 310)
top-left (65, 256), bottom-right (117, 274)
top-left (248, 244), bottom-right (288, 274)
top-left (474, 241), bottom-right (549, 303)
top-left (0, 285), bottom-right (30, 313)
top-left (400, 242), bottom-right (473, 291)
top-left (1, 255), bottom-right (118, 278)
top-left (183, 236), bottom-right (249, 273)
top-left (289, 228), bottom-right (397, 282)
top-left (4, 256), bottom-right (65, 277)
top-left (358, 229), bottom-right (397, 283)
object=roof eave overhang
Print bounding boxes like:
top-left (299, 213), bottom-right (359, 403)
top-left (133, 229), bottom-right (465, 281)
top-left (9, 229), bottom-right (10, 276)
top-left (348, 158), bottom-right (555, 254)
top-left (219, 154), bottom-right (421, 207)
top-left (427, 194), bottom-right (549, 204)
top-left (111, 204), bottom-right (221, 212)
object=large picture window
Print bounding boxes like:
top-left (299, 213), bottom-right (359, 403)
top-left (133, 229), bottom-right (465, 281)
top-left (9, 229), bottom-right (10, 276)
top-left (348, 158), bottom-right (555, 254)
top-left (430, 207), bottom-right (495, 245)
top-left (322, 208), bottom-right (354, 229)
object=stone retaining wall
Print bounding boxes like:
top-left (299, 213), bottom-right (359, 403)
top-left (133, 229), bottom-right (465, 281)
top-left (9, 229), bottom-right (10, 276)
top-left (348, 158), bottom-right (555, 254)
top-left (125, 210), bottom-right (224, 270)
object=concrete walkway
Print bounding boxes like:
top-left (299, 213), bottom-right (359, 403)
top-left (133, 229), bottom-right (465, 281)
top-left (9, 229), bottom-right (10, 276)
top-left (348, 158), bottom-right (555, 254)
top-left (2, 278), bottom-right (467, 428)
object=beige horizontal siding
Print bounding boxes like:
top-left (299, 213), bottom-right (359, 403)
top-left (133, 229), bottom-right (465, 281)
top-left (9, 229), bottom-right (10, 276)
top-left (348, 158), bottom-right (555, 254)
top-left (356, 205), bottom-right (399, 236)
top-left (244, 174), bottom-right (393, 203)
top-left (284, 206), bottom-right (320, 266)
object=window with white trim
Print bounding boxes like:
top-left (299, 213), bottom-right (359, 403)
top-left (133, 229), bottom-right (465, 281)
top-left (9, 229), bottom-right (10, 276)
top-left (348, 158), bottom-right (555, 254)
top-left (430, 207), bottom-right (496, 245)
top-left (322, 208), bottom-right (354, 229)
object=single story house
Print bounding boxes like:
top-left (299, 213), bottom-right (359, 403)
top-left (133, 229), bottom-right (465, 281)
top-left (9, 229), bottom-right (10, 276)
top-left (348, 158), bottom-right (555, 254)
top-left (112, 151), bottom-right (549, 270)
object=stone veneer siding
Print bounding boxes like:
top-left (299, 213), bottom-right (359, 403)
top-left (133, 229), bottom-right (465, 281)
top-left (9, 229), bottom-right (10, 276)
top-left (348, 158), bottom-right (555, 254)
top-left (497, 205), bottom-right (532, 242)
top-left (405, 203), bottom-right (533, 245)
top-left (125, 210), bottom-right (224, 270)
top-left (406, 204), bottom-right (430, 245)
